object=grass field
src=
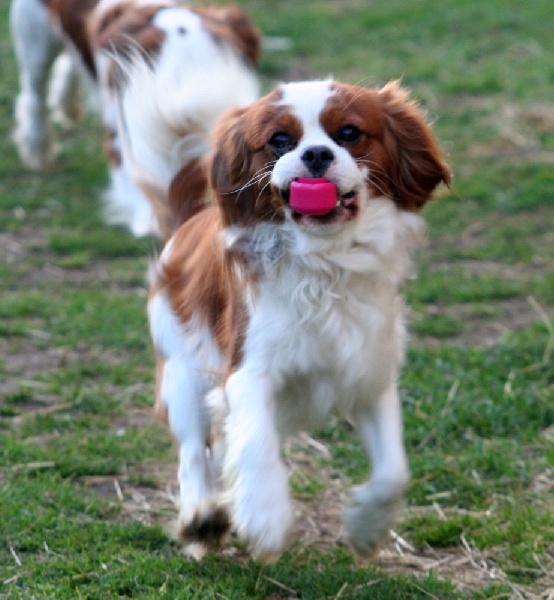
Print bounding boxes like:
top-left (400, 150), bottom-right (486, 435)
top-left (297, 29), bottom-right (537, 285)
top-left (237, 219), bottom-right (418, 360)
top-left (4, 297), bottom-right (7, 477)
top-left (1, 0), bottom-right (553, 598)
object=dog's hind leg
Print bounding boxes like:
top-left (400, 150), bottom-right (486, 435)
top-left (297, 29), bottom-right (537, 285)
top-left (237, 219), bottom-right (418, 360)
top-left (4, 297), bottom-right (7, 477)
top-left (10, 0), bottom-right (63, 170)
top-left (48, 52), bottom-right (82, 129)
top-left (343, 384), bottom-right (409, 557)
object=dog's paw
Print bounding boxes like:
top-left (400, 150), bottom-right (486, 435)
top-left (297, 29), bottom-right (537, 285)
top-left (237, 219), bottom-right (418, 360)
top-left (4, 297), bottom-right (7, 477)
top-left (177, 499), bottom-right (230, 547)
top-left (12, 132), bottom-right (53, 172)
top-left (343, 519), bottom-right (382, 559)
top-left (236, 501), bottom-right (295, 563)
top-left (343, 482), bottom-right (403, 558)
top-left (231, 468), bottom-right (295, 562)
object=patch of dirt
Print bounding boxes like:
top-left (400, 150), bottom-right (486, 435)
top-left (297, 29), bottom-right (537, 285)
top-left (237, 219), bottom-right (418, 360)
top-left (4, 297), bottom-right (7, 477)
top-left (447, 96), bottom-right (554, 165)
top-left (21, 262), bottom-right (112, 287)
top-left (80, 462), bottom-right (178, 527)
top-left (414, 296), bottom-right (550, 348)
top-left (416, 211), bottom-right (553, 347)
top-left (0, 229), bottom-right (134, 288)
top-left (1, 336), bottom-right (152, 429)
top-left (0, 232), bottom-right (30, 264)
top-left (0, 338), bottom-right (65, 402)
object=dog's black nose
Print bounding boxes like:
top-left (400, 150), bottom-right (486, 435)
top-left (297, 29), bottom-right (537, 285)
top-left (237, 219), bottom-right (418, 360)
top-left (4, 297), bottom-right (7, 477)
top-left (301, 145), bottom-right (335, 177)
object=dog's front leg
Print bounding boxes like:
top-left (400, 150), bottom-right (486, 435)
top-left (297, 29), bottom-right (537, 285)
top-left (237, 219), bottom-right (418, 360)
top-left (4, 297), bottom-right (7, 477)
top-left (343, 384), bottom-right (409, 557)
top-left (161, 358), bottom-right (229, 553)
top-left (223, 368), bottom-right (294, 562)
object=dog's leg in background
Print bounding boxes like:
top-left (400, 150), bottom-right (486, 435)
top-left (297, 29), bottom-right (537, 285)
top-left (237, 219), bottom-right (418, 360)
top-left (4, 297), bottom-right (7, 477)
top-left (10, 0), bottom-right (62, 170)
top-left (48, 53), bottom-right (82, 129)
top-left (343, 384), bottom-right (409, 557)
top-left (96, 55), bottom-right (159, 238)
top-left (102, 156), bottom-right (159, 239)
top-left (224, 369), bottom-right (295, 561)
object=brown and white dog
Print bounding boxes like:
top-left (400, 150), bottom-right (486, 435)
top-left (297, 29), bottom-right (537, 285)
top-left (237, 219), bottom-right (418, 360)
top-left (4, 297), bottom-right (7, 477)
top-left (149, 79), bottom-right (451, 560)
top-left (10, 0), bottom-right (260, 237)
top-left (113, 2), bottom-right (260, 240)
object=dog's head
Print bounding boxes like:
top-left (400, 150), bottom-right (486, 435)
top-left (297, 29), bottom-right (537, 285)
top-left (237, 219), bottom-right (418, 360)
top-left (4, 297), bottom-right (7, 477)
top-left (91, 1), bottom-right (260, 69)
top-left (211, 80), bottom-right (451, 234)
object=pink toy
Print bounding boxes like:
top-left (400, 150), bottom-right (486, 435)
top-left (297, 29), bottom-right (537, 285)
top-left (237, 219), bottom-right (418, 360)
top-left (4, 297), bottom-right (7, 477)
top-left (289, 178), bottom-right (337, 215)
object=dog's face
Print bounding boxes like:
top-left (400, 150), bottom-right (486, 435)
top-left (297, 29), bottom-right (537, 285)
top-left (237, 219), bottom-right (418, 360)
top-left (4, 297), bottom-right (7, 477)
top-left (211, 80), bottom-right (451, 233)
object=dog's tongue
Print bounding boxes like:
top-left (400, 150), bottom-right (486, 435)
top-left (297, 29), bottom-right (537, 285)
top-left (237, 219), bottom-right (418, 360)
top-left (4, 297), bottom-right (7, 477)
top-left (289, 178), bottom-right (337, 216)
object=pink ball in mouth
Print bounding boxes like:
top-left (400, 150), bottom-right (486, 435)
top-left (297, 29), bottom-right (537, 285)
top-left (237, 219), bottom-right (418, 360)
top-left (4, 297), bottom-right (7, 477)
top-left (289, 178), bottom-right (338, 216)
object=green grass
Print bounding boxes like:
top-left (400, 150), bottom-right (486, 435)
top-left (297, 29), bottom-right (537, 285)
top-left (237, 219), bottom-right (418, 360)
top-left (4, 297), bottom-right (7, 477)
top-left (1, 0), bottom-right (553, 598)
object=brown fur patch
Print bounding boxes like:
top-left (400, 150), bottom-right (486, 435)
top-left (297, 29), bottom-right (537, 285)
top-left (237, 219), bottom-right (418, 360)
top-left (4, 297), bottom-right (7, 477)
top-left (159, 207), bottom-right (246, 371)
top-left (89, 3), bottom-right (170, 74)
top-left (194, 5), bottom-right (261, 66)
top-left (46, 0), bottom-right (100, 77)
top-left (179, 505), bottom-right (230, 545)
top-left (168, 158), bottom-right (210, 236)
top-left (135, 158), bottom-right (210, 243)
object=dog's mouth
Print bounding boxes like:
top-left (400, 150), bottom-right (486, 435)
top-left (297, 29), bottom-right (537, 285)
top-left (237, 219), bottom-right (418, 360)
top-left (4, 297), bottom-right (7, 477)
top-left (279, 179), bottom-right (359, 225)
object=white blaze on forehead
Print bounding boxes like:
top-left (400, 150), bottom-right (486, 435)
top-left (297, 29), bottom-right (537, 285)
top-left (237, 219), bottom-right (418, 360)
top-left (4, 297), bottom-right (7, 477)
top-left (277, 80), bottom-right (335, 131)
top-left (153, 5), bottom-right (203, 32)
top-left (270, 79), bottom-right (365, 196)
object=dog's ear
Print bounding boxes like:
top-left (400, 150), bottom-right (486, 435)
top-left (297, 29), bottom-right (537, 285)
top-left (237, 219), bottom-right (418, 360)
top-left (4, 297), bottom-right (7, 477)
top-left (210, 107), bottom-right (250, 188)
top-left (210, 107), bottom-right (282, 228)
top-left (91, 5), bottom-right (165, 54)
top-left (378, 81), bottom-right (451, 210)
top-left (210, 107), bottom-right (256, 227)
top-left (169, 158), bottom-right (209, 231)
top-left (197, 5), bottom-right (261, 66)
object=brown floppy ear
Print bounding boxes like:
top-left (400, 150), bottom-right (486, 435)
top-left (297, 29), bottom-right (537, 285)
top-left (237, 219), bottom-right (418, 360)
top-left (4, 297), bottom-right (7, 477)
top-left (197, 5), bottom-right (261, 65)
top-left (210, 107), bottom-right (282, 228)
top-left (378, 81), bottom-right (451, 210)
top-left (91, 5), bottom-right (167, 55)
top-left (210, 107), bottom-right (256, 227)
top-left (168, 158), bottom-right (209, 231)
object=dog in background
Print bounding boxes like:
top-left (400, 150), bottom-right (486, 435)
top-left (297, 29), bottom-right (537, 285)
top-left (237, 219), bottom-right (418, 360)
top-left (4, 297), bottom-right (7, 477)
top-left (10, 0), bottom-right (260, 238)
top-left (113, 2), bottom-right (260, 240)
top-left (149, 79), bottom-right (451, 560)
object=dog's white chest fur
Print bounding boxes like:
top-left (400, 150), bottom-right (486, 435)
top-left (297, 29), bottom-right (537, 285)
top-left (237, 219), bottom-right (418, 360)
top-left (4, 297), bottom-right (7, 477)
top-left (247, 273), bottom-right (405, 434)
top-left (233, 199), bottom-right (422, 434)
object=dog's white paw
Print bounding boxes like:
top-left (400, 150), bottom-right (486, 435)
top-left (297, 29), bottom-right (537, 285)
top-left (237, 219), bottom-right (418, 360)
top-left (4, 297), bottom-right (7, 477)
top-left (230, 464), bottom-right (295, 562)
top-left (12, 130), bottom-right (53, 172)
top-left (343, 482), bottom-right (404, 558)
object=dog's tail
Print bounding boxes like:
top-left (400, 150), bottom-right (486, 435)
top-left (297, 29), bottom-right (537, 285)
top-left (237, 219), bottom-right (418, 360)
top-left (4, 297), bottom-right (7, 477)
top-left (112, 8), bottom-right (260, 239)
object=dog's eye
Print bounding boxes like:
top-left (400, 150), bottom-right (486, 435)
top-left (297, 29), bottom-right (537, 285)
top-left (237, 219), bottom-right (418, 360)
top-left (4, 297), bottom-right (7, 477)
top-left (268, 132), bottom-right (295, 155)
top-left (336, 125), bottom-right (362, 145)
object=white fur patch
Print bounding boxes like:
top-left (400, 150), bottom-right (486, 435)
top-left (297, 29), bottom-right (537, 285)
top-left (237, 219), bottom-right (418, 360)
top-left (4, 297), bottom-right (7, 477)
top-left (278, 79), bottom-right (334, 129)
top-left (117, 7), bottom-right (260, 194)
